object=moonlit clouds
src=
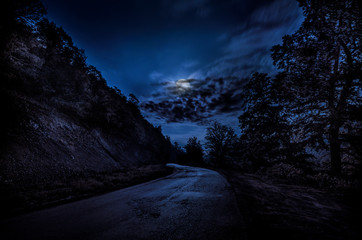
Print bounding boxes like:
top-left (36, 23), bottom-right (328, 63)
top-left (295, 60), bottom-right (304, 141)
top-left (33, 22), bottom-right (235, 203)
top-left (175, 79), bottom-right (192, 93)
top-left (42, 0), bottom-right (304, 145)
top-left (140, 0), bottom-right (303, 144)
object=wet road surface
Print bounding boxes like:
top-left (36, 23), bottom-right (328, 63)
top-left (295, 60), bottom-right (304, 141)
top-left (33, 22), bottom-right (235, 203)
top-left (0, 164), bottom-right (245, 240)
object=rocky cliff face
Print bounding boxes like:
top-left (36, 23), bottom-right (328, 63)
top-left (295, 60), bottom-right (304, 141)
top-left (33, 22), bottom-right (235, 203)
top-left (0, 11), bottom-right (173, 185)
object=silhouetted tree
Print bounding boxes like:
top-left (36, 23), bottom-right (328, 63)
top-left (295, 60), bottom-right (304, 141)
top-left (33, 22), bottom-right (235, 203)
top-left (271, 0), bottom-right (361, 175)
top-left (128, 93), bottom-right (140, 106)
top-left (184, 137), bottom-right (203, 165)
top-left (239, 73), bottom-right (310, 171)
top-left (239, 73), bottom-right (286, 169)
top-left (127, 93), bottom-right (141, 114)
top-left (111, 86), bottom-right (127, 102)
top-left (0, 0), bottom-right (45, 55)
top-left (205, 121), bottom-right (237, 167)
top-left (173, 141), bottom-right (186, 162)
top-left (38, 19), bottom-right (87, 69)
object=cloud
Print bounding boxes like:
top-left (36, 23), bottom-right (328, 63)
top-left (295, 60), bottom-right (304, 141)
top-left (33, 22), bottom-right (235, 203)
top-left (189, 0), bottom-right (304, 80)
top-left (141, 76), bottom-right (248, 123)
top-left (141, 0), bottom-right (304, 143)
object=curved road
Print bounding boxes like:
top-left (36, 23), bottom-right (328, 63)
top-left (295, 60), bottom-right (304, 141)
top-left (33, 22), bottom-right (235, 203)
top-left (1, 164), bottom-right (245, 240)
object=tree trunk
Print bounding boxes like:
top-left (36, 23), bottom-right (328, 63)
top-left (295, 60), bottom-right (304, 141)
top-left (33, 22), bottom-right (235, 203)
top-left (329, 124), bottom-right (341, 175)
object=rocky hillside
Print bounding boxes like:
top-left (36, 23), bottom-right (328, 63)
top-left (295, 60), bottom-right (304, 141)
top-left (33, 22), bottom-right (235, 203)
top-left (0, 1), bottom-right (174, 186)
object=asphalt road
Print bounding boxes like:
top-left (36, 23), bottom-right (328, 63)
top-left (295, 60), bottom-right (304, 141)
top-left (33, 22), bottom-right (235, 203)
top-left (0, 164), bottom-right (245, 240)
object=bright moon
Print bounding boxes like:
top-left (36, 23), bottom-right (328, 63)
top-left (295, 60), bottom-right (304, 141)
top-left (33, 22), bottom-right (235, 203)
top-left (175, 79), bottom-right (191, 92)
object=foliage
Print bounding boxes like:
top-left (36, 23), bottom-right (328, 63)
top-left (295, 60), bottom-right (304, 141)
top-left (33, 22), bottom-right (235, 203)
top-left (238, 73), bottom-right (310, 171)
top-left (128, 93), bottom-right (140, 106)
top-left (127, 93), bottom-right (141, 115)
top-left (169, 141), bottom-right (185, 163)
top-left (0, 0), bottom-right (46, 53)
top-left (184, 137), bottom-right (203, 165)
top-left (270, 0), bottom-right (361, 175)
top-left (239, 73), bottom-right (296, 170)
top-left (38, 19), bottom-right (87, 68)
top-left (205, 121), bottom-right (238, 167)
top-left (2, 0), bottom-right (46, 25)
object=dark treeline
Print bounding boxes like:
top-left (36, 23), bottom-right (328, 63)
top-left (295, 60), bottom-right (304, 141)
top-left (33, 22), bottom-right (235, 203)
top-left (174, 0), bottom-right (361, 186)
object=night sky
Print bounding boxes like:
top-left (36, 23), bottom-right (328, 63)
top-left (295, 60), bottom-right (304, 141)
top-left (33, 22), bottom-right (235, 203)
top-left (41, 0), bottom-right (304, 145)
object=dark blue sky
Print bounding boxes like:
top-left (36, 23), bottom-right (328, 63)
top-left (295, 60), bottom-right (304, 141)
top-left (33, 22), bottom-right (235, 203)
top-left (41, 0), bottom-right (304, 145)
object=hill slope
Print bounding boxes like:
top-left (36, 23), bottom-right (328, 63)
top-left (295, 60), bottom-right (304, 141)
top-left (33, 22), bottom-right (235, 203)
top-left (0, 0), bottom-right (174, 215)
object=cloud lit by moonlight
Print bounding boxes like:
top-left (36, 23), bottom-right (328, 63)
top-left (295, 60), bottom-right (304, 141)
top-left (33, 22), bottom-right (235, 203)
top-left (175, 79), bottom-right (191, 93)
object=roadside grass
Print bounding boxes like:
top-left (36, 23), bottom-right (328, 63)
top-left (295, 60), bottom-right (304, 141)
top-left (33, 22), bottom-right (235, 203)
top-left (0, 164), bottom-right (173, 220)
top-left (219, 169), bottom-right (362, 240)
